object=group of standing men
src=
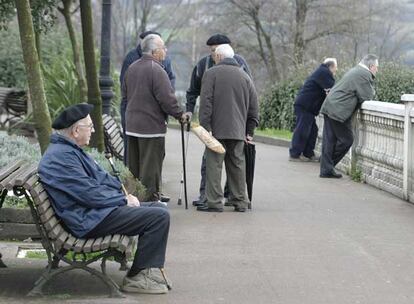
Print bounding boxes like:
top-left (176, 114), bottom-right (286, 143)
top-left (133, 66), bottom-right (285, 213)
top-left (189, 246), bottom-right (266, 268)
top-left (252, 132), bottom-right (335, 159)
top-left (121, 32), bottom-right (259, 213)
top-left (289, 54), bottom-right (379, 178)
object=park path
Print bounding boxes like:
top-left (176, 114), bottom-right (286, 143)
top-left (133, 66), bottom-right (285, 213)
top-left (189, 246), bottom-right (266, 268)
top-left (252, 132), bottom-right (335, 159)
top-left (1, 128), bottom-right (414, 304)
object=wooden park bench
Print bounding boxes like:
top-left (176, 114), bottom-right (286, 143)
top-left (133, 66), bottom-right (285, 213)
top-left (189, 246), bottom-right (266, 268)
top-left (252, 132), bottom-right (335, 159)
top-left (0, 160), bottom-right (136, 297)
top-left (103, 114), bottom-right (124, 162)
top-left (0, 87), bottom-right (27, 128)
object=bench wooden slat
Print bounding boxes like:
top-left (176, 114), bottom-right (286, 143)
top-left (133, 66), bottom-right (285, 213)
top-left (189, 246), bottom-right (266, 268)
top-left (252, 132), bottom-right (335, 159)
top-left (125, 237), bottom-right (135, 259)
top-left (30, 182), bottom-right (45, 198)
top-left (113, 136), bottom-right (123, 148)
top-left (101, 235), bottom-right (112, 250)
top-left (33, 191), bottom-right (49, 206)
top-left (110, 234), bottom-right (121, 248)
top-left (14, 165), bottom-right (38, 186)
top-left (82, 238), bottom-right (95, 253)
top-left (2, 163), bottom-right (30, 190)
top-left (73, 239), bottom-right (87, 253)
top-left (24, 174), bottom-right (40, 188)
top-left (39, 206), bottom-right (54, 223)
top-left (63, 235), bottom-right (77, 250)
top-left (47, 224), bottom-right (63, 240)
top-left (0, 160), bottom-right (25, 183)
top-left (54, 230), bottom-right (69, 249)
top-left (36, 199), bottom-right (51, 214)
top-left (43, 216), bottom-right (59, 232)
top-left (118, 235), bottom-right (129, 252)
top-left (92, 237), bottom-right (104, 252)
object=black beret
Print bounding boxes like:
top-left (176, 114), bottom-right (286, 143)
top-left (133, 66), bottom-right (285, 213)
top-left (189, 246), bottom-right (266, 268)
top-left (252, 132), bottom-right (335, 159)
top-left (52, 103), bottom-right (94, 129)
top-left (139, 30), bottom-right (161, 39)
top-left (206, 34), bottom-right (231, 46)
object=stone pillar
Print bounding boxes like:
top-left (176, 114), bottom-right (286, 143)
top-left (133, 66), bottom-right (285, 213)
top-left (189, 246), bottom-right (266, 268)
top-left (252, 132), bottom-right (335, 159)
top-left (99, 0), bottom-right (114, 115)
top-left (402, 94), bottom-right (414, 201)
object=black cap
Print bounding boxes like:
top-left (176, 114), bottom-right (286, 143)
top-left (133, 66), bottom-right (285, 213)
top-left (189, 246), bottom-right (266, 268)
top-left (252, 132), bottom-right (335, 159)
top-left (206, 34), bottom-right (231, 46)
top-left (52, 103), bottom-right (94, 130)
top-left (139, 30), bottom-right (161, 39)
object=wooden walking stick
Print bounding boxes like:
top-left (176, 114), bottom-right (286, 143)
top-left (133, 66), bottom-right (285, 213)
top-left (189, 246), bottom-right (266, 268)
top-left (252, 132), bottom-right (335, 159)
top-left (105, 151), bottom-right (128, 196)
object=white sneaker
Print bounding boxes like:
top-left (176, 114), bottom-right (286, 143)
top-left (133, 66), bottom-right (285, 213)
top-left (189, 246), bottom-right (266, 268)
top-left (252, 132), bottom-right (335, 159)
top-left (121, 269), bottom-right (168, 294)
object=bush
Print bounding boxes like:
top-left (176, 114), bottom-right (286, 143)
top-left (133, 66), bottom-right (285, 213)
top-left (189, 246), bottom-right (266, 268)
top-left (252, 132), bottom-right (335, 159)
top-left (375, 62), bottom-right (414, 103)
top-left (0, 132), bottom-right (146, 205)
top-left (259, 61), bottom-right (414, 131)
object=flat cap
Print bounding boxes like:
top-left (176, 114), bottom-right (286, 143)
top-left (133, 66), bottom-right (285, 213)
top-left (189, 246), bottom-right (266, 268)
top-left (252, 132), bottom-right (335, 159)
top-left (206, 34), bottom-right (231, 46)
top-left (139, 30), bottom-right (161, 39)
top-left (52, 103), bottom-right (94, 129)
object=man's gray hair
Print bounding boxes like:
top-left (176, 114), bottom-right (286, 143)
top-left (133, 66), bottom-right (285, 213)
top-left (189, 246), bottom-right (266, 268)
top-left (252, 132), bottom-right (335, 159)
top-left (141, 34), bottom-right (161, 54)
top-left (360, 54), bottom-right (378, 67)
top-left (323, 57), bottom-right (337, 68)
top-left (215, 44), bottom-right (234, 59)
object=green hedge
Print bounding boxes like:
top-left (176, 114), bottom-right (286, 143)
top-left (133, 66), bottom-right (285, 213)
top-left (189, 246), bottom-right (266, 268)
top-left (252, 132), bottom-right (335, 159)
top-left (259, 62), bottom-right (414, 131)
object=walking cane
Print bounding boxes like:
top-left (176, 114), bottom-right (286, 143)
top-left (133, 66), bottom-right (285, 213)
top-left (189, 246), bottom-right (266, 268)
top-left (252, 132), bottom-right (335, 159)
top-left (179, 120), bottom-right (191, 209)
top-left (178, 120), bottom-right (191, 207)
top-left (104, 149), bottom-right (128, 196)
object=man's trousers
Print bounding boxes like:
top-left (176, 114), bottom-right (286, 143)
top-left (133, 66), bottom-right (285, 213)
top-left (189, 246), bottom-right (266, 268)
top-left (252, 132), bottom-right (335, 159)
top-left (127, 136), bottom-right (164, 201)
top-left (205, 139), bottom-right (248, 209)
top-left (289, 107), bottom-right (318, 158)
top-left (320, 115), bottom-right (353, 175)
top-left (85, 205), bottom-right (170, 277)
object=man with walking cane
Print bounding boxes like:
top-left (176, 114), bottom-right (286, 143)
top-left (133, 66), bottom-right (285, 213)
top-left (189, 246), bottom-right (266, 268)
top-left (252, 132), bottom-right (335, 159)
top-left (122, 34), bottom-right (188, 202)
top-left (38, 103), bottom-right (172, 294)
top-left (198, 44), bottom-right (259, 212)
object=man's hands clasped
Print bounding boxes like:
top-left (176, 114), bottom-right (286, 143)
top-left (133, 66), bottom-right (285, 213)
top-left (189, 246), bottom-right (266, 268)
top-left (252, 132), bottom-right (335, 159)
top-left (127, 194), bottom-right (140, 207)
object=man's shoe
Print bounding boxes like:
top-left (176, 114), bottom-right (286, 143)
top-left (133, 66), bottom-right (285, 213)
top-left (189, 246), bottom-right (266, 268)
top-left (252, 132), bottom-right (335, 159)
top-left (122, 269), bottom-right (168, 294)
top-left (224, 198), bottom-right (234, 207)
top-left (320, 171), bottom-right (342, 178)
top-left (141, 268), bottom-right (172, 289)
top-left (196, 205), bottom-right (223, 212)
top-left (289, 156), bottom-right (303, 162)
top-left (160, 194), bottom-right (170, 203)
top-left (234, 206), bottom-right (246, 212)
top-left (303, 155), bottom-right (320, 163)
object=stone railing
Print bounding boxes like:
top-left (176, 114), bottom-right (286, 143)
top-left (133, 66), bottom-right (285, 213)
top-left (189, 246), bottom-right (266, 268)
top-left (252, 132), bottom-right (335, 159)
top-left (316, 94), bottom-right (414, 203)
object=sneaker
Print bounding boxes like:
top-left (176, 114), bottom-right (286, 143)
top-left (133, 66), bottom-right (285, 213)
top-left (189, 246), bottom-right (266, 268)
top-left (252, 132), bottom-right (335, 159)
top-left (121, 269), bottom-right (168, 294)
top-left (289, 156), bottom-right (304, 162)
top-left (159, 194), bottom-right (170, 203)
top-left (143, 268), bottom-right (172, 289)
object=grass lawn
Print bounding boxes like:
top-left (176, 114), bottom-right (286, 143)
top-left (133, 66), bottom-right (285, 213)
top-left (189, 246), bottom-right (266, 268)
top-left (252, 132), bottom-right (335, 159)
top-left (255, 128), bottom-right (292, 140)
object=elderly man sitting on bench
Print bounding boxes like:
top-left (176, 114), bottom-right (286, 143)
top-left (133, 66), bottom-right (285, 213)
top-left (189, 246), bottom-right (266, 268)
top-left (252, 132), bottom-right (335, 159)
top-left (38, 103), bottom-right (171, 294)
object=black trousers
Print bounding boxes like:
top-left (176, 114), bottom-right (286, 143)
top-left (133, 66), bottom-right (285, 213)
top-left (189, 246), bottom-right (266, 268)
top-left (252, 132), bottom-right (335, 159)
top-left (85, 204), bottom-right (169, 277)
top-left (127, 136), bottom-right (165, 201)
top-left (289, 107), bottom-right (318, 158)
top-left (320, 115), bottom-right (353, 175)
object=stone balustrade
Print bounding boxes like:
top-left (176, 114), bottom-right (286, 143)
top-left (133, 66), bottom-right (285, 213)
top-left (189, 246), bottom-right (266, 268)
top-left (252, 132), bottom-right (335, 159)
top-left (316, 94), bottom-right (414, 203)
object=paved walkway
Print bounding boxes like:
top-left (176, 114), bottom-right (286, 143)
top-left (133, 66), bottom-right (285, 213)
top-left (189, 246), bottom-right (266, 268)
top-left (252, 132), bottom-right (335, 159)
top-left (2, 128), bottom-right (414, 303)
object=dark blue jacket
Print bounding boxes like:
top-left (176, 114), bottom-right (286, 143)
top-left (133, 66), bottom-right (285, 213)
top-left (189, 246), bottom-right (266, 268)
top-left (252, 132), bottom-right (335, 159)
top-left (120, 44), bottom-right (176, 130)
top-left (294, 64), bottom-right (335, 115)
top-left (38, 134), bottom-right (126, 238)
top-left (186, 54), bottom-right (251, 113)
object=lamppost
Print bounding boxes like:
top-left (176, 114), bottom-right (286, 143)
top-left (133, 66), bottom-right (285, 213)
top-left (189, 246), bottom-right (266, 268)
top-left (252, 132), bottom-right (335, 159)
top-left (99, 0), bottom-right (113, 115)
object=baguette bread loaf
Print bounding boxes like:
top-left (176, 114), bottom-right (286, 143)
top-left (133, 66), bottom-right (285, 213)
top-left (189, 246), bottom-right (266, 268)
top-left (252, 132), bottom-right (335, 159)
top-left (192, 125), bottom-right (225, 154)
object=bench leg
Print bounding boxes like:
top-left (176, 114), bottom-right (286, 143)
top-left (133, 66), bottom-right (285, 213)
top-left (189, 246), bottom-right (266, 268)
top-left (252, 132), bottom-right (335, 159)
top-left (28, 263), bottom-right (124, 298)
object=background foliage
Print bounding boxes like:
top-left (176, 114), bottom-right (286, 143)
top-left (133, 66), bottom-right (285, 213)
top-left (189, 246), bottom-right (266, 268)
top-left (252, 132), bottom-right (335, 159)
top-left (259, 62), bottom-right (414, 131)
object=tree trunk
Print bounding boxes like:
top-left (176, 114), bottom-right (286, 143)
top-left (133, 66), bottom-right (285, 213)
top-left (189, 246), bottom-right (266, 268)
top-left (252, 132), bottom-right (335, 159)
top-left (15, 0), bottom-right (52, 154)
top-left (294, 0), bottom-right (307, 66)
top-left (59, 0), bottom-right (88, 103)
top-left (80, 0), bottom-right (104, 151)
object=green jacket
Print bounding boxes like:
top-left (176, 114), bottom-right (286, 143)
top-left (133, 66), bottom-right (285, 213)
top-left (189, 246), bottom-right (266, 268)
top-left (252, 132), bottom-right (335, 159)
top-left (320, 65), bottom-right (375, 122)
